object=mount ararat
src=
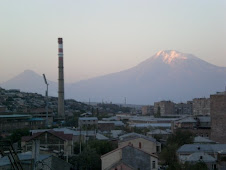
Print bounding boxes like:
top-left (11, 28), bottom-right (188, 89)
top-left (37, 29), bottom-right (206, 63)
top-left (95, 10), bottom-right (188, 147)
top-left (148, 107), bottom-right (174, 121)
top-left (1, 50), bottom-right (226, 104)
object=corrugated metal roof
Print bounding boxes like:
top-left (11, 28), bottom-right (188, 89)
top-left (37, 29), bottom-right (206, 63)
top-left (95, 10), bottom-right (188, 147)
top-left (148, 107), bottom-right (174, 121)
top-left (177, 144), bottom-right (226, 154)
top-left (193, 136), bottom-right (215, 144)
top-left (79, 117), bottom-right (98, 120)
top-left (0, 152), bottom-right (51, 166)
top-left (0, 114), bottom-right (31, 118)
top-left (147, 129), bottom-right (171, 135)
top-left (119, 132), bottom-right (159, 144)
top-left (96, 133), bottom-right (109, 140)
top-left (185, 152), bottom-right (216, 163)
top-left (130, 123), bottom-right (171, 128)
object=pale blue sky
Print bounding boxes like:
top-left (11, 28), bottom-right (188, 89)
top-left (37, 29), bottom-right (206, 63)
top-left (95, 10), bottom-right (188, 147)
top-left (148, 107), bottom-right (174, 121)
top-left (1, 0), bottom-right (225, 83)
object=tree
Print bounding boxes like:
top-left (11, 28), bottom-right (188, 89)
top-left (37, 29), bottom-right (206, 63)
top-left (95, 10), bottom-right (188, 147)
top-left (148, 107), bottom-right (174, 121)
top-left (70, 140), bottom-right (117, 170)
top-left (72, 147), bottom-right (101, 170)
top-left (9, 128), bottom-right (29, 144)
top-left (183, 162), bottom-right (208, 170)
top-left (159, 130), bottom-right (194, 168)
top-left (132, 127), bottom-right (149, 135)
top-left (160, 144), bottom-right (179, 165)
top-left (73, 142), bottom-right (85, 154)
top-left (167, 130), bottom-right (193, 146)
top-left (87, 140), bottom-right (117, 155)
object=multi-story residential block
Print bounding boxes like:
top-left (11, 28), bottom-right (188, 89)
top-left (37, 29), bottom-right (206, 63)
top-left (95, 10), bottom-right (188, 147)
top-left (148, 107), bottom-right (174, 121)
top-left (142, 105), bottom-right (154, 115)
top-left (154, 101), bottom-right (175, 116)
top-left (192, 98), bottom-right (210, 116)
top-left (210, 92), bottom-right (226, 144)
top-left (174, 101), bottom-right (193, 115)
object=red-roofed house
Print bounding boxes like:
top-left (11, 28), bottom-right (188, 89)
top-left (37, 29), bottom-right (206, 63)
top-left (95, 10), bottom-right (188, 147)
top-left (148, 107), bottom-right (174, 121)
top-left (21, 130), bottom-right (73, 156)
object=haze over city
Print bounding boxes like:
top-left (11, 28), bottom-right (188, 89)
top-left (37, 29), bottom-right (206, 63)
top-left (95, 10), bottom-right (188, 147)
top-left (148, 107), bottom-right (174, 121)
top-left (1, 1), bottom-right (226, 169)
top-left (1, 0), bottom-right (226, 84)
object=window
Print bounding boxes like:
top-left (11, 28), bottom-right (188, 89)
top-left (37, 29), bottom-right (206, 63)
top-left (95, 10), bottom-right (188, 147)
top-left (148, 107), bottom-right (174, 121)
top-left (139, 142), bottom-right (141, 148)
top-left (152, 161), bottom-right (156, 169)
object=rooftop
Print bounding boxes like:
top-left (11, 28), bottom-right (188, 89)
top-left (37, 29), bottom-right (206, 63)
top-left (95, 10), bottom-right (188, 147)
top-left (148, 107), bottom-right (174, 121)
top-left (119, 132), bottom-right (159, 144)
top-left (193, 136), bottom-right (216, 144)
top-left (177, 116), bottom-right (197, 123)
top-left (147, 129), bottom-right (171, 135)
top-left (101, 144), bottom-right (158, 159)
top-left (22, 130), bottom-right (73, 142)
top-left (129, 123), bottom-right (171, 128)
top-left (184, 152), bottom-right (216, 163)
top-left (0, 114), bottom-right (32, 119)
top-left (0, 152), bottom-right (51, 166)
top-left (79, 117), bottom-right (98, 121)
top-left (177, 144), bottom-right (226, 154)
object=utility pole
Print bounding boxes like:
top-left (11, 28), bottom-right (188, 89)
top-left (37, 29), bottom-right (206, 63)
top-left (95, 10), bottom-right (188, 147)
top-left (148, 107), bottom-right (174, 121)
top-left (43, 74), bottom-right (49, 127)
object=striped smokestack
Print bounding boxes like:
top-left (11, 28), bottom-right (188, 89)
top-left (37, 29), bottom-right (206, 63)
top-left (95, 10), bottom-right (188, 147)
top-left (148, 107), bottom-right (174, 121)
top-left (58, 38), bottom-right (64, 118)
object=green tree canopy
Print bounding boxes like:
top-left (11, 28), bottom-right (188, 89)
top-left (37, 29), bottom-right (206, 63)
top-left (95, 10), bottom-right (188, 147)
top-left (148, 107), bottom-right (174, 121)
top-left (9, 128), bottom-right (29, 143)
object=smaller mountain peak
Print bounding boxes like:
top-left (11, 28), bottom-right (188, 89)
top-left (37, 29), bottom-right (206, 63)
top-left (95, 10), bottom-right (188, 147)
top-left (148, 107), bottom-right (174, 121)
top-left (24, 69), bottom-right (35, 73)
top-left (154, 50), bottom-right (188, 64)
top-left (23, 70), bottom-right (38, 76)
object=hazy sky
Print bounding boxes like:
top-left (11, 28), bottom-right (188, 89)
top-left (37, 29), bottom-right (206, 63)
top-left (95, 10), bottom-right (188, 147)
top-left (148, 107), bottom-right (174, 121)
top-left (1, 0), bottom-right (226, 84)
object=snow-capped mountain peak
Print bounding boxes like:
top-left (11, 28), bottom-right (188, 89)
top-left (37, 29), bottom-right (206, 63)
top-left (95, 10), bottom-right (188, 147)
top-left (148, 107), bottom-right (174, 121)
top-left (154, 50), bottom-right (188, 64)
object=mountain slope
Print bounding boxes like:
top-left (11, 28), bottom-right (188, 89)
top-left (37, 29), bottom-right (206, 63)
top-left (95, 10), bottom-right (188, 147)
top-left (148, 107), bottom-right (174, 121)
top-left (0, 70), bottom-right (58, 97)
top-left (1, 51), bottom-right (225, 104)
top-left (67, 50), bottom-right (226, 104)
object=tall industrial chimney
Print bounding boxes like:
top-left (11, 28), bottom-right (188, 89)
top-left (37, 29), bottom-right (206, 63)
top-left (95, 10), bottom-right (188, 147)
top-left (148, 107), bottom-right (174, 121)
top-left (58, 38), bottom-right (64, 118)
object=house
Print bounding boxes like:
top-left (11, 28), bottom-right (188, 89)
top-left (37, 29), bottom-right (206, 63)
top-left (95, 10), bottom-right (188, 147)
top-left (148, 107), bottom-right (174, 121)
top-left (177, 144), bottom-right (226, 170)
top-left (118, 133), bottom-right (161, 154)
top-left (0, 152), bottom-right (72, 170)
top-left (101, 144), bottom-right (158, 170)
top-left (174, 116), bottom-right (197, 129)
top-left (147, 129), bottom-right (171, 141)
top-left (193, 136), bottom-right (216, 144)
top-left (180, 152), bottom-right (217, 170)
top-left (30, 127), bottom-right (108, 143)
top-left (21, 130), bottom-right (74, 156)
top-left (78, 117), bottom-right (98, 129)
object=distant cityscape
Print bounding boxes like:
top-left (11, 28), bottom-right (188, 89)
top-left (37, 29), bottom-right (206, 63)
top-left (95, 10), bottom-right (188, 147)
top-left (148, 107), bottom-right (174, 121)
top-left (1, 0), bottom-right (225, 169)
top-left (0, 86), bottom-right (226, 169)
